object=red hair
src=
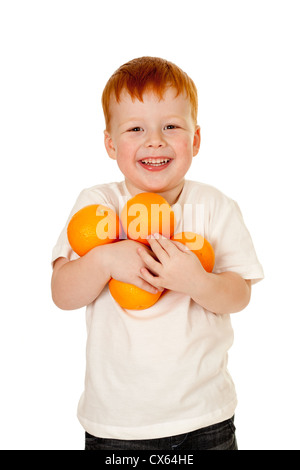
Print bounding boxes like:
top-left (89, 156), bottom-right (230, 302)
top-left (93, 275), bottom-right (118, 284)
top-left (102, 57), bottom-right (198, 131)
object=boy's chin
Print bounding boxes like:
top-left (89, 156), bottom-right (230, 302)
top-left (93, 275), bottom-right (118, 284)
top-left (134, 181), bottom-right (171, 194)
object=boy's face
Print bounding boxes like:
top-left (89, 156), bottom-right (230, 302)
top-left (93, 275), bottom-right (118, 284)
top-left (104, 87), bottom-right (200, 201)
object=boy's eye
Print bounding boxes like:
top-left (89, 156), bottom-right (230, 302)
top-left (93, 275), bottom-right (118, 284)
top-left (164, 125), bottom-right (177, 130)
top-left (129, 127), bottom-right (143, 132)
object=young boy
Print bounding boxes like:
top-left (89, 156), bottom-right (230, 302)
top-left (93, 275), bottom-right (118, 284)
top-left (51, 57), bottom-right (264, 450)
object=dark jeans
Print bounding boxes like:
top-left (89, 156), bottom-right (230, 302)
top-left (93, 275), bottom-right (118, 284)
top-left (85, 416), bottom-right (237, 451)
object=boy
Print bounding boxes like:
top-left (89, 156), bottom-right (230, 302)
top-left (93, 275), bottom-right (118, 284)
top-left (51, 57), bottom-right (264, 450)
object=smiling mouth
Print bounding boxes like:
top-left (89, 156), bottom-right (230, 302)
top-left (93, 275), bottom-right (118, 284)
top-left (140, 158), bottom-right (171, 167)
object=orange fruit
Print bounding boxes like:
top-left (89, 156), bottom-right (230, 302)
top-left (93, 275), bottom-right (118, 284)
top-left (67, 204), bottom-right (119, 256)
top-left (171, 232), bottom-right (215, 272)
top-left (109, 278), bottom-right (162, 310)
top-left (120, 192), bottom-right (176, 246)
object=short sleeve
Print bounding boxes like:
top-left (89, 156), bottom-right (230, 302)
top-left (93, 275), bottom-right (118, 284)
top-left (209, 198), bottom-right (264, 284)
top-left (51, 189), bottom-right (107, 267)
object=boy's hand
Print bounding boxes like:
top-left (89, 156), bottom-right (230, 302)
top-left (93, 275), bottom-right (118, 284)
top-left (104, 239), bottom-right (161, 294)
top-left (137, 233), bottom-right (207, 295)
top-left (138, 233), bottom-right (252, 314)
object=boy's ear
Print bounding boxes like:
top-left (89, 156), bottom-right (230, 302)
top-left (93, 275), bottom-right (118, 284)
top-left (104, 131), bottom-right (117, 160)
top-left (193, 126), bottom-right (201, 157)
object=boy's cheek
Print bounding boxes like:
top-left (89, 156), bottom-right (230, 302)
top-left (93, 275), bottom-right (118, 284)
top-left (174, 136), bottom-right (193, 152)
top-left (114, 142), bottom-right (133, 160)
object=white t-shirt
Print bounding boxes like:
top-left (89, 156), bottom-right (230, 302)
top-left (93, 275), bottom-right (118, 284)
top-left (52, 179), bottom-right (264, 440)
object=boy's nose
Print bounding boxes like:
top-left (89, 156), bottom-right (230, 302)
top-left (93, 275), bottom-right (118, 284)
top-left (144, 130), bottom-right (166, 148)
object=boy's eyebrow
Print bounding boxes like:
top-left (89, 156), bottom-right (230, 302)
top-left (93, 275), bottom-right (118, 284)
top-left (119, 117), bottom-right (142, 126)
top-left (164, 115), bottom-right (187, 122)
top-left (119, 115), bottom-right (187, 126)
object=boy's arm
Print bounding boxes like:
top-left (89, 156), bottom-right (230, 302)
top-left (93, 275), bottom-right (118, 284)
top-left (138, 235), bottom-right (251, 315)
top-left (51, 246), bottom-right (111, 310)
top-left (190, 272), bottom-right (251, 315)
top-left (51, 240), bottom-right (159, 311)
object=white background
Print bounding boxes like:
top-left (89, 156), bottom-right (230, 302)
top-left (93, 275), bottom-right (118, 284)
top-left (0, 0), bottom-right (299, 450)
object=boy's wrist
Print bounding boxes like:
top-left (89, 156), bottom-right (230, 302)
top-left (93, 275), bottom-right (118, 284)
top-left (190, 271), bottom-right (226, 313)
top-left (92, 244), bottom-right (113, 281)
top-left (189, 269), bottom-right (211, 300)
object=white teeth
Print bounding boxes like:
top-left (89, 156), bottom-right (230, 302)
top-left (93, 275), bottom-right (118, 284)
top-left (141, 158), bottom-right (170, 166)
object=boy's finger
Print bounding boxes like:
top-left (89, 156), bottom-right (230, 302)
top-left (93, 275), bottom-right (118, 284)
top-left (139, 268), bottom-right (164, 292)
top-left (152, 233), bottom-right (178, 256)
top-left (137, 247), bottom-right (162, 275)
top-left (146, 235), bottom-right (170, 262)
top-left (171, 240), bottom-right (191, 253)
top-left (136, 275), bottom-right (160, 294)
